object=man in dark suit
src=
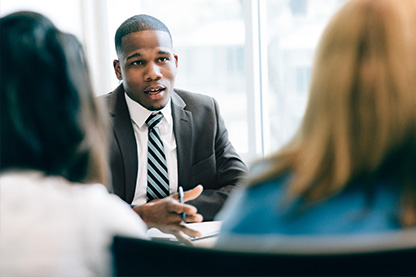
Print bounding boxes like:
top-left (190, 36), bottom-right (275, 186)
top-left (99, 14), bottom-right (247, 241)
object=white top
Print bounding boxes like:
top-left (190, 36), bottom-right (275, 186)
top-left (0, 170), bottom-right (148, 277)
top-left (125, 92), bottom-right (178, 205)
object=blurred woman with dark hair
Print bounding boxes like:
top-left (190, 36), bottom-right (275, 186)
top-left (0, 11), bottom-right (147, 276)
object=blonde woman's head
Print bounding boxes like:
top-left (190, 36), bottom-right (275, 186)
top-left (299, 0), bottom-right (416, 190)
top-left (253, 0), bottom-right (416, 213)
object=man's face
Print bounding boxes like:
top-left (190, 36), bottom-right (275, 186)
top-left (114, 30), bottom-right (178, 111)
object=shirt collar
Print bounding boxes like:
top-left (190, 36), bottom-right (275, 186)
top-left (124, 92), bottom-right (172, 129)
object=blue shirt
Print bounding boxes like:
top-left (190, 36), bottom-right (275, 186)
top-left (217, 174), bottom-right (402, 243)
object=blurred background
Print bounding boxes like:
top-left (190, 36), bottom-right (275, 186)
top-left (0, 0), bottom-right (346, 164)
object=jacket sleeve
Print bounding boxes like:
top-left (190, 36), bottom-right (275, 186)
top-left (186, 98), bottom-right (248, 220)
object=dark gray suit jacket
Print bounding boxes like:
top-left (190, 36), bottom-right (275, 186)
top-left (99, 84), bottom-right (247, 220)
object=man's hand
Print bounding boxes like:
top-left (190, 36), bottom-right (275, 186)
top-left (132, 185), bottom-right (204, 244)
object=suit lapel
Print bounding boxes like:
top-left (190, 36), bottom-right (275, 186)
top-left (171, 91), bottom-right (193, 189)
top-left (109, 84), bottom-right (138, 203)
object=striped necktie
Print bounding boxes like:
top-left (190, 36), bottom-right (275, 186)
top-left (146, 112), bottom-right (169, 201)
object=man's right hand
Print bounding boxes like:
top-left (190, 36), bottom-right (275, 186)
top-left (132, 185), bottom-right (204, 244)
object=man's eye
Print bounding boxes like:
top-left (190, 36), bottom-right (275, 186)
top-left (158, 57), bottom-right (168, 63)
top-left (132, 61), bottom-right (144, 66)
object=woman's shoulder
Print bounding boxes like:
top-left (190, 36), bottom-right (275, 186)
top-left (216, 173), bottom-right (291, 235)
top-left (0, 170), bottom-right (147, 237)
top-left (245, 172), bottom-right (292, 202)
top-left (68, 181), bottom-right (148, 238)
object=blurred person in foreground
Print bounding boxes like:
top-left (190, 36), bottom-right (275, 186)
top-left (217, 0), bottom-right (416, 244)
top-left (0, 11), bottom-right (147, 276)
top-left (99, 14), bottom-right (247, 240)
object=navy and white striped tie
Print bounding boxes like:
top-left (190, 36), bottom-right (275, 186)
top-left (146, 112), bottom-right (169, 201)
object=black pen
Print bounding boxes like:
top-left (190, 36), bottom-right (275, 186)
top-left (178, 186), bottom-right (186, 222)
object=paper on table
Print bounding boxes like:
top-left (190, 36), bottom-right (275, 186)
top-left (146, 221), bottom-right (222, 242)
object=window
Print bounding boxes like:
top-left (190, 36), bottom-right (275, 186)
top-left (0, 0), bottom-right (83, 37)
top-left (262, 0), bottom-right (346, 154)
top-left (0, 0), bottom-right (346, 164)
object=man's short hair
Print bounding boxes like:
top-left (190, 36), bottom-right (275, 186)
top-left (115, 14), bottom-right (172, 54)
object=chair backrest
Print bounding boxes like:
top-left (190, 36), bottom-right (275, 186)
top-left (112, 233), bottom-right (416, 276)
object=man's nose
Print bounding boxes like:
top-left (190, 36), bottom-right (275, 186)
top-left (144, 63), bottom-right (162, 81)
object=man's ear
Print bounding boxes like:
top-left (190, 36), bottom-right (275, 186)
top-left (174, 54), bottom-right (178, 68)
top-left (113, 60), bottom-right (122, 80)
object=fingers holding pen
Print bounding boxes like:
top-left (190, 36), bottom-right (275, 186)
top-left (183, 212), bottom-right (203, 223)
top-left (132, 186), bottom-right (203, 241)
top-left (167, 199), bottom-right (203, 223)
top-left (173, 185), bottom-right (204, 223)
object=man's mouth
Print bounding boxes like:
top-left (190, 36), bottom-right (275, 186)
top-left (145, 87), bottom-right (165, 95)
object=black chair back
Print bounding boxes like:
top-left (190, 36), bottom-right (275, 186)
top-left (112, 234), bottom-right (416, 276)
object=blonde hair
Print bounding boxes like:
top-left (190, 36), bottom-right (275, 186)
top-left (251, 0), bottom-right (416, 225)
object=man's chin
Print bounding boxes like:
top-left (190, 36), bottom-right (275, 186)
top-left (146, 102), bottom-right (167, 111)
top-left (148, 106), bottom-right (164, 111)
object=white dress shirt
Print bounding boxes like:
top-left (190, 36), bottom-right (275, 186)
top-left (124, 93), bottom-right (178, 206)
